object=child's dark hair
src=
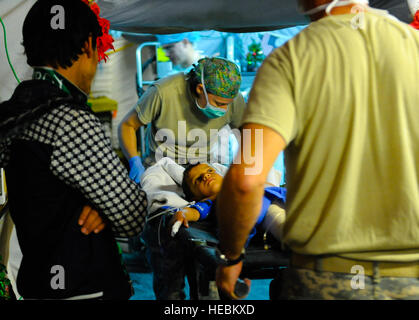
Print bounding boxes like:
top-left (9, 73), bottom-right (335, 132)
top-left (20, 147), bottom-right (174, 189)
top-left (181, 162), bottom-right (201, 201)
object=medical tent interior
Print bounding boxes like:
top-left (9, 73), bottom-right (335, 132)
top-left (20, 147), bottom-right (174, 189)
top-left (0, 0), bottom-right (416, 300)
top-left (1, 0), bottom-right (413, 179)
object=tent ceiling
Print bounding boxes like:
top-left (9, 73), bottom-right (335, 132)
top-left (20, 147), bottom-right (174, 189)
top-left (96, 0), bottom-right (414, 34)
top-left (96, 0), bottom-right (308, 34)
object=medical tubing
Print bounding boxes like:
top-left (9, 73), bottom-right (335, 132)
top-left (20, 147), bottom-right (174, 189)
top-left (150, 203), bottom-right (195, 247)
top-left (146, 202), bottom-right (196, 223)
top-left (0, 16), bottom-right (21, 83)
top-left (146, 207), bottom-right (177, 223)
top-left (158, 213), bottom-right (164, 247)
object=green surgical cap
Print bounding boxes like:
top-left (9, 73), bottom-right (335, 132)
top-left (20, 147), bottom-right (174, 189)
top-left (194, 57), bottom-right (241, 99)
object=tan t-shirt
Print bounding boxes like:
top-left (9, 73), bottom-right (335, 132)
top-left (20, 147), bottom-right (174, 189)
top-left (242, 12), bottom-right (419, 262)
top-left (136, 73), bottom-right (246, 165)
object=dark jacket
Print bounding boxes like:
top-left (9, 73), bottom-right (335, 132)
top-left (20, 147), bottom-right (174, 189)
top-left (0, 77), bottom-right (147, 299)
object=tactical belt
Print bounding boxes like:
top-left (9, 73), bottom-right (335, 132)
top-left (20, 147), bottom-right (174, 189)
top-left (291, 253), bottom-right (419, 278)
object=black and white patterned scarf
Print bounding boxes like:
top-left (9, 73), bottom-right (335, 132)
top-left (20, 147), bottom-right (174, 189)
top-left (0, 68), bottom-right (90, 167)
top-left (0, 68), bottom-right (147, 238)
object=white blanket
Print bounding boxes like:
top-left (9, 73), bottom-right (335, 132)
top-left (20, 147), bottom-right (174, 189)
top-left (140, 157), bottom-right (281, 214)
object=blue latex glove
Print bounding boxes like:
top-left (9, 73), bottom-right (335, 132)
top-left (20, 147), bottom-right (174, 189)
top-left (128, 156), bottom-right (145, 184)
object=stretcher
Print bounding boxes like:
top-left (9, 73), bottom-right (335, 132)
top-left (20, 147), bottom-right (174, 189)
top-left (140, 157), bottom-right (288, 299)
top-left (176, 220), bottom-right (290, 300)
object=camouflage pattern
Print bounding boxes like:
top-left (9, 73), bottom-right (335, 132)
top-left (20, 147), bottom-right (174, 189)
top-left (0, 258), bottom-right (12, 300)
top-left (194, 57), bottom-right (241, 99)
top-left (270, 266), bottom-right (419, 300)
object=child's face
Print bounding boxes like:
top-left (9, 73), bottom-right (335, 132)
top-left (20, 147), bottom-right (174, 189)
top-left (186, 164), bottom-right (224, 201)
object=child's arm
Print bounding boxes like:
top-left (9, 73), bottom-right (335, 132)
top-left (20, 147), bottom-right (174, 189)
top-left (169, 207), bottom-right (201, 230)
top-left (168, 199), bottom-right (215, 232)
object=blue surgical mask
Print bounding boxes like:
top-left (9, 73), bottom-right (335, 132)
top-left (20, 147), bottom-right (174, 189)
top-left (195, 66), bottom-right (228, 119)
top-left (195, 94), bottom-right (228, 119)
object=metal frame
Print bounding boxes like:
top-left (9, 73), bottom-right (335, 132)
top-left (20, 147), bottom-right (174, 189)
top-left (136, 42), bottom-right (159, 158)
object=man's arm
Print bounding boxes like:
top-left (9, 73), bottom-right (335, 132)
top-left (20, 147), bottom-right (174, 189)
top-left (168, 207), bottom-right (200, 230)
top-left (119, 87), bottom-right (162, 183)
top-left (118, 85), bottom-right (162, 161)
top-left (215, 123), bottom-right (286, 298)
top-left (50, 106), bottom-right (148, 238)
top-left (118, 108), bottom-right (145, 161)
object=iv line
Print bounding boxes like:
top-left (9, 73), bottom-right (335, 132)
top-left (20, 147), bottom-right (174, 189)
top-left (0, 16), bottom-right (21, 84)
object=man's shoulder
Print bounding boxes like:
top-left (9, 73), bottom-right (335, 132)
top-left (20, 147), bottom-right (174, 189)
top-left (154, 73), bottom-right (187, 92)
top-left (48, 104), bottom-right (99, 130)
top-left (229, 92), bottom-right (246, 113)
top-left (233, 92), bottom-right (246, 106)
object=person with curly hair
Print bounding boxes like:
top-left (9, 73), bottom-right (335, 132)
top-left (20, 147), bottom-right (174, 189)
top-left (0, 0), bottom-right (148, 300)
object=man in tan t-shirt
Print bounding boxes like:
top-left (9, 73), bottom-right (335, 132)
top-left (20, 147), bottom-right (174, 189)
top-left (118, 57), bottom-right (246, 184)
top-left (215, 0), bottom-right (419, 300)
top-left (118, 57), bottom-right (245, 300)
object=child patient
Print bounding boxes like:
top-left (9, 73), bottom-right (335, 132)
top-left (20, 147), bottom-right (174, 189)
top-left (169, 163), bottom-right (286, 242)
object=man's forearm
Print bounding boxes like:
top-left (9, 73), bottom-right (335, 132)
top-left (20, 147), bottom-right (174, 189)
top-left (216, 124), bottom-right (286, 260)
top-left (216, 166), bottom-right (265, 259)
top-left (118, 121), bottom-right (140, 161)
top-left (51, 107), bottom-right (148, 239)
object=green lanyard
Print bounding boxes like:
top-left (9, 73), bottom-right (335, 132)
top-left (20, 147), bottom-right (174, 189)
top-left (32, 67), bottom-right (72, 96)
